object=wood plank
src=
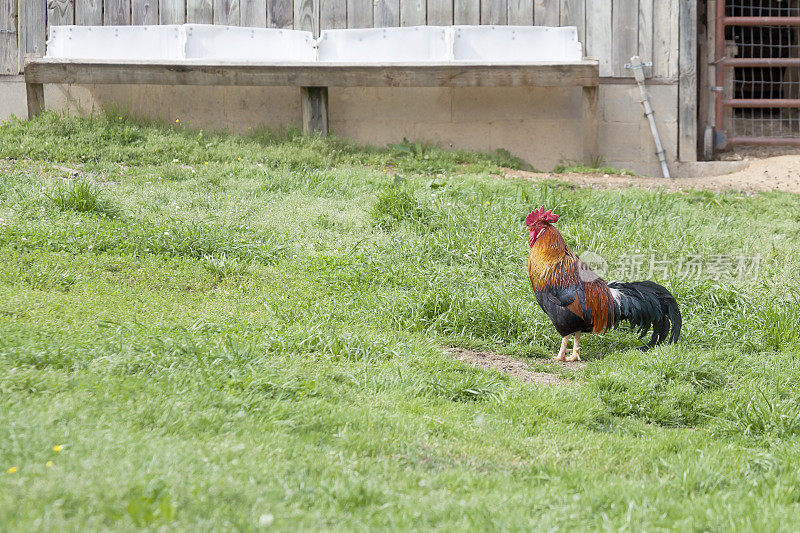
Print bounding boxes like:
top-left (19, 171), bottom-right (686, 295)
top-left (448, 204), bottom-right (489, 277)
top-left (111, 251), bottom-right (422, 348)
top-left (24, 58), bottom-right (601, 87)
top-left (26, 82), bottom-right (45, 118)
top-left (427, 0), bottom-right (453, 25)
top-left (187, 0), bottom-right (213, 23)
top-left (582, 85), bottom-right (599, 164)
top-left (374, 0), bottom-right (399, 27)
top-left (508, 0), bottom-right (533, 26)
top-left (481, 0), bottom-right (507, 24)
top-left (653, 0), bottom-right (679, 79)
top-left (638, 0), bottom-right (653, 66)
top-left (301, 86), bottom-right (329, 134)
top-left (400, 0), bottom-right (425, 26)
top-left (560, 0), bottom-right (585, 45)
top-left (454, 0), bottom-right (479, 24)
top-left (214, 0), bottom-right (241, 25)
top-left (294, 0), bottom-right (318, 34)
top-left (19, 0), bottom-right (47, 65)
top-left (160, 0), bottom-right (186, 24)
top-left (678, 0), bottom-right (697, 161)
top-left (241, 0), bottom-right (267, 26)
top-left (347, 0), bottom-right (373, 28)
top-left (0, 0), bottom-right (19, 74)
top-left (104, 0), bottom-right (131, 24)
top-left (585, 0), bottom-right (611, 76)
top-left (132, 0), bottom-right (158, 24)
top-left (47, 0), bottom-right (75, 33)
top-left (320, 0), bottom-right (346, 29)
top-left (533, 0), bottom-right (558, 26)
top-left (267, 0), bottom-right (292, 28)
top-left (76, 0), bottom-right (102, 25)
top-left (612, 0), bottom-right (638, 76)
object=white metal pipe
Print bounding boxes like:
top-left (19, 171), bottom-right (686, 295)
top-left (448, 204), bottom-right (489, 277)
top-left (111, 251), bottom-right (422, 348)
top-left (628, 55), bottom-right (671, 178)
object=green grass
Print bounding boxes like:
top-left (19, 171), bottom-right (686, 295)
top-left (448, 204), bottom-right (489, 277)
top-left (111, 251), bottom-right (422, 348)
top-left (2, 113), bottom-right (800, 530)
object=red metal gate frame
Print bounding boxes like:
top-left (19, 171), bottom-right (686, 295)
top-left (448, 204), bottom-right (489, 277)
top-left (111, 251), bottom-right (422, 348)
top-left (715, 3), bottom-right (800, 148)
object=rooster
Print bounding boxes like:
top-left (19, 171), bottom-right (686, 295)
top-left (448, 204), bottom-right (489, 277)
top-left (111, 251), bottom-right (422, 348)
top-left (526, 206), bottom-right (681, 361)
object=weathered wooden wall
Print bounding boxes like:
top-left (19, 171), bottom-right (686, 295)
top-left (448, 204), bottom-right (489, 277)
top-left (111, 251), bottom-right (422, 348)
top-left (1, 0), bottom-right (684, 79)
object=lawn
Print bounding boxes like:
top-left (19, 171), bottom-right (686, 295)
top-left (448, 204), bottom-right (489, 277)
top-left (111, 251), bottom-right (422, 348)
top-left (1, 113), bottom-right (800, 531)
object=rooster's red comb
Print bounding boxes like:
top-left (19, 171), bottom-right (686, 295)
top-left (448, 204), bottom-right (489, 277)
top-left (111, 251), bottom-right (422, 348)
top-left (525, 205), bottom-right (559, 226)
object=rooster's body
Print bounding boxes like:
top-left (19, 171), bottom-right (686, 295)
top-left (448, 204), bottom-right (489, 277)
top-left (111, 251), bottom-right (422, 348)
top-left (526, 206), bottom-right (681, 361)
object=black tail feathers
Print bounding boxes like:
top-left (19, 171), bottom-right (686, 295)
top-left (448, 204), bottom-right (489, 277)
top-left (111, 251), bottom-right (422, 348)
top-left (608, 280), bottom-right (682, 350)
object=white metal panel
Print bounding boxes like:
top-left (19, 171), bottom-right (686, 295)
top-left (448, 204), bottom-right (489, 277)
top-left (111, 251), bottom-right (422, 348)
top-left (318, 26), bottom-right (450, 63)
top-left (452, 25), bottom-right (583, 62)
top-left (47, 25), bottom-right (185, 60)
top-left (184, 25), bottom-right (316, 61)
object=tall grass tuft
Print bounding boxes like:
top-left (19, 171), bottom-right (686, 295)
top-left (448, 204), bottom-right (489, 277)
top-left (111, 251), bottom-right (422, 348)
top-left (47, 179), bottom-right (121, 217)
top-left (370, 187), bottom-right (435, 231)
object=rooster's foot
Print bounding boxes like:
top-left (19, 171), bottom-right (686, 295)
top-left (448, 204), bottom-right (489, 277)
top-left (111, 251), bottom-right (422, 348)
top-left (565, 354), bottom-right (581, 362)
top-left (552, 353), bottom-right (567, 362)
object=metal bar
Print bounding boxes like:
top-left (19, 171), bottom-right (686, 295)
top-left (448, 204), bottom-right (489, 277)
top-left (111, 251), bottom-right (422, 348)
top-left (722, 98), bottom-right (800, 108)
top-left (720, 58), bottom-right (800, 67)
top-left (728, 136), bottom-right (800, 146)
top-left (714, 0), bottom-right (726, 148)
top-left (722, 17), bottom-right (800, 27)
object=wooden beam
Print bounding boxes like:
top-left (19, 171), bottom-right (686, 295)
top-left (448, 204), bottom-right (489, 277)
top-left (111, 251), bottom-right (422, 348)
top-left (187, 0), bottom-right (213, 23)
top-left (454, 0), bottom-right (479, 24)
top-left (294, 0), bottom-right (319, 36)
top-left (104, 0), bottom-right (131, 25)
top-left (586, 0), bottom-right (611, 76)
top-left (24, 59), bottom-right (600, 88)
top-left (400, 0), bottom-right (425, 26)
top-left (0, 0), bottom-right (19, 74)
top-left (347, 0), bottom-right (373, 28)
top-left (160, 0), bottom-right (187, 24)
top-left (26, 82), bottom-right (45, 118)
top-left (241, 0), bottom-right (268, 26)
top-left (581, 84), bottom-right (599, 164)
top-left (76, 0), bottom-right (103, 25)
top-left (679, 0), bottom-right (697, 161)
top-left (481, 0), bottom-right (507, 24)
top-left (533, 0), bottom-right (558, 27)
top-left (267, 0), bottom-right (292, 28)
top-left (320, 0), bottom-right (347, 30)
top-left (301, 87), bottom-right (329, 135)
top-left (19, 0), bottom-right (47, 67)
top-left (509, 0), bottom-right (533, 26)
top-left (132, 0), bottom-right (159, 25)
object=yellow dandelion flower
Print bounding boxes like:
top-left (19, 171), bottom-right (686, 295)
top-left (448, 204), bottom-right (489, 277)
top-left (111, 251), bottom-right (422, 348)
top-left (6, 466), bottom-right (18, 474)
top-left (118, 116), bottom-right (122, 120)
top-left (204, 162), bottom-right (209, 165)
top-left (53, 445), bottom-right (63, 452)
top-left (175, 118), bottom-right (180, 123)
top-left (45, 461), bottom-right (54, 468)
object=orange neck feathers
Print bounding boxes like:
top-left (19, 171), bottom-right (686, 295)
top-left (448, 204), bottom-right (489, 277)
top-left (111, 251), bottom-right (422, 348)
top-left (527, 226), bottom-right (578, 291)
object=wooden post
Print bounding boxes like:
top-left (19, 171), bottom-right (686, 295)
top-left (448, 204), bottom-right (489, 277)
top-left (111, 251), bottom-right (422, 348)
top-left (24, 53), bottom-right (45, 119)
top-left (26, 82), bottom-right (45, 118)
top-left (301, 86), bottom-right (329, 136)
top-left (582, 85), bottom-right (599, 165)
top-left (678, 0), bottom-right (698, 162)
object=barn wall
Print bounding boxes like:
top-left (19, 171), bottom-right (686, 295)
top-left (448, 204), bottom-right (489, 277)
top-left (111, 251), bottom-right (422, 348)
top-left (0, 0), bottom-right (682, 79)
top-left (0, 0), bottom-right (695, 172)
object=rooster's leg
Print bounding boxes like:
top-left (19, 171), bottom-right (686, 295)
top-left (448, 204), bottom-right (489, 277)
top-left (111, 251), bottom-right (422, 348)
top-left (554, 336), bottom-right (569, 361)
top-left (566, 332), bottom-right (581, 362)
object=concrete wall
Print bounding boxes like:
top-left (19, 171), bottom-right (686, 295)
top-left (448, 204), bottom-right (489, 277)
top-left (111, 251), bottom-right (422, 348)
top-left (0, 76), bottom-right (678, 176)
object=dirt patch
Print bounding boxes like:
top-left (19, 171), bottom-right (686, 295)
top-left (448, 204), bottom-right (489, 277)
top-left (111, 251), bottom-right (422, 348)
top-left (445, 347), bottom-right (583, 386)
top-left (504, 154), bottom-right (800, 194)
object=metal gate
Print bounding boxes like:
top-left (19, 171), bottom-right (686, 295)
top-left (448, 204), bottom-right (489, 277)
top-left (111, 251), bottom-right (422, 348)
top-left (715, 0), bottom-right (800, 149)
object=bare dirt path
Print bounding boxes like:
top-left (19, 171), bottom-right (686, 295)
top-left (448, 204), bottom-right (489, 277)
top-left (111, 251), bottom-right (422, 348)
top-left (504, 155), bottom-right (800, 194)
top-left (445, 347), bottom-right (584, 386)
